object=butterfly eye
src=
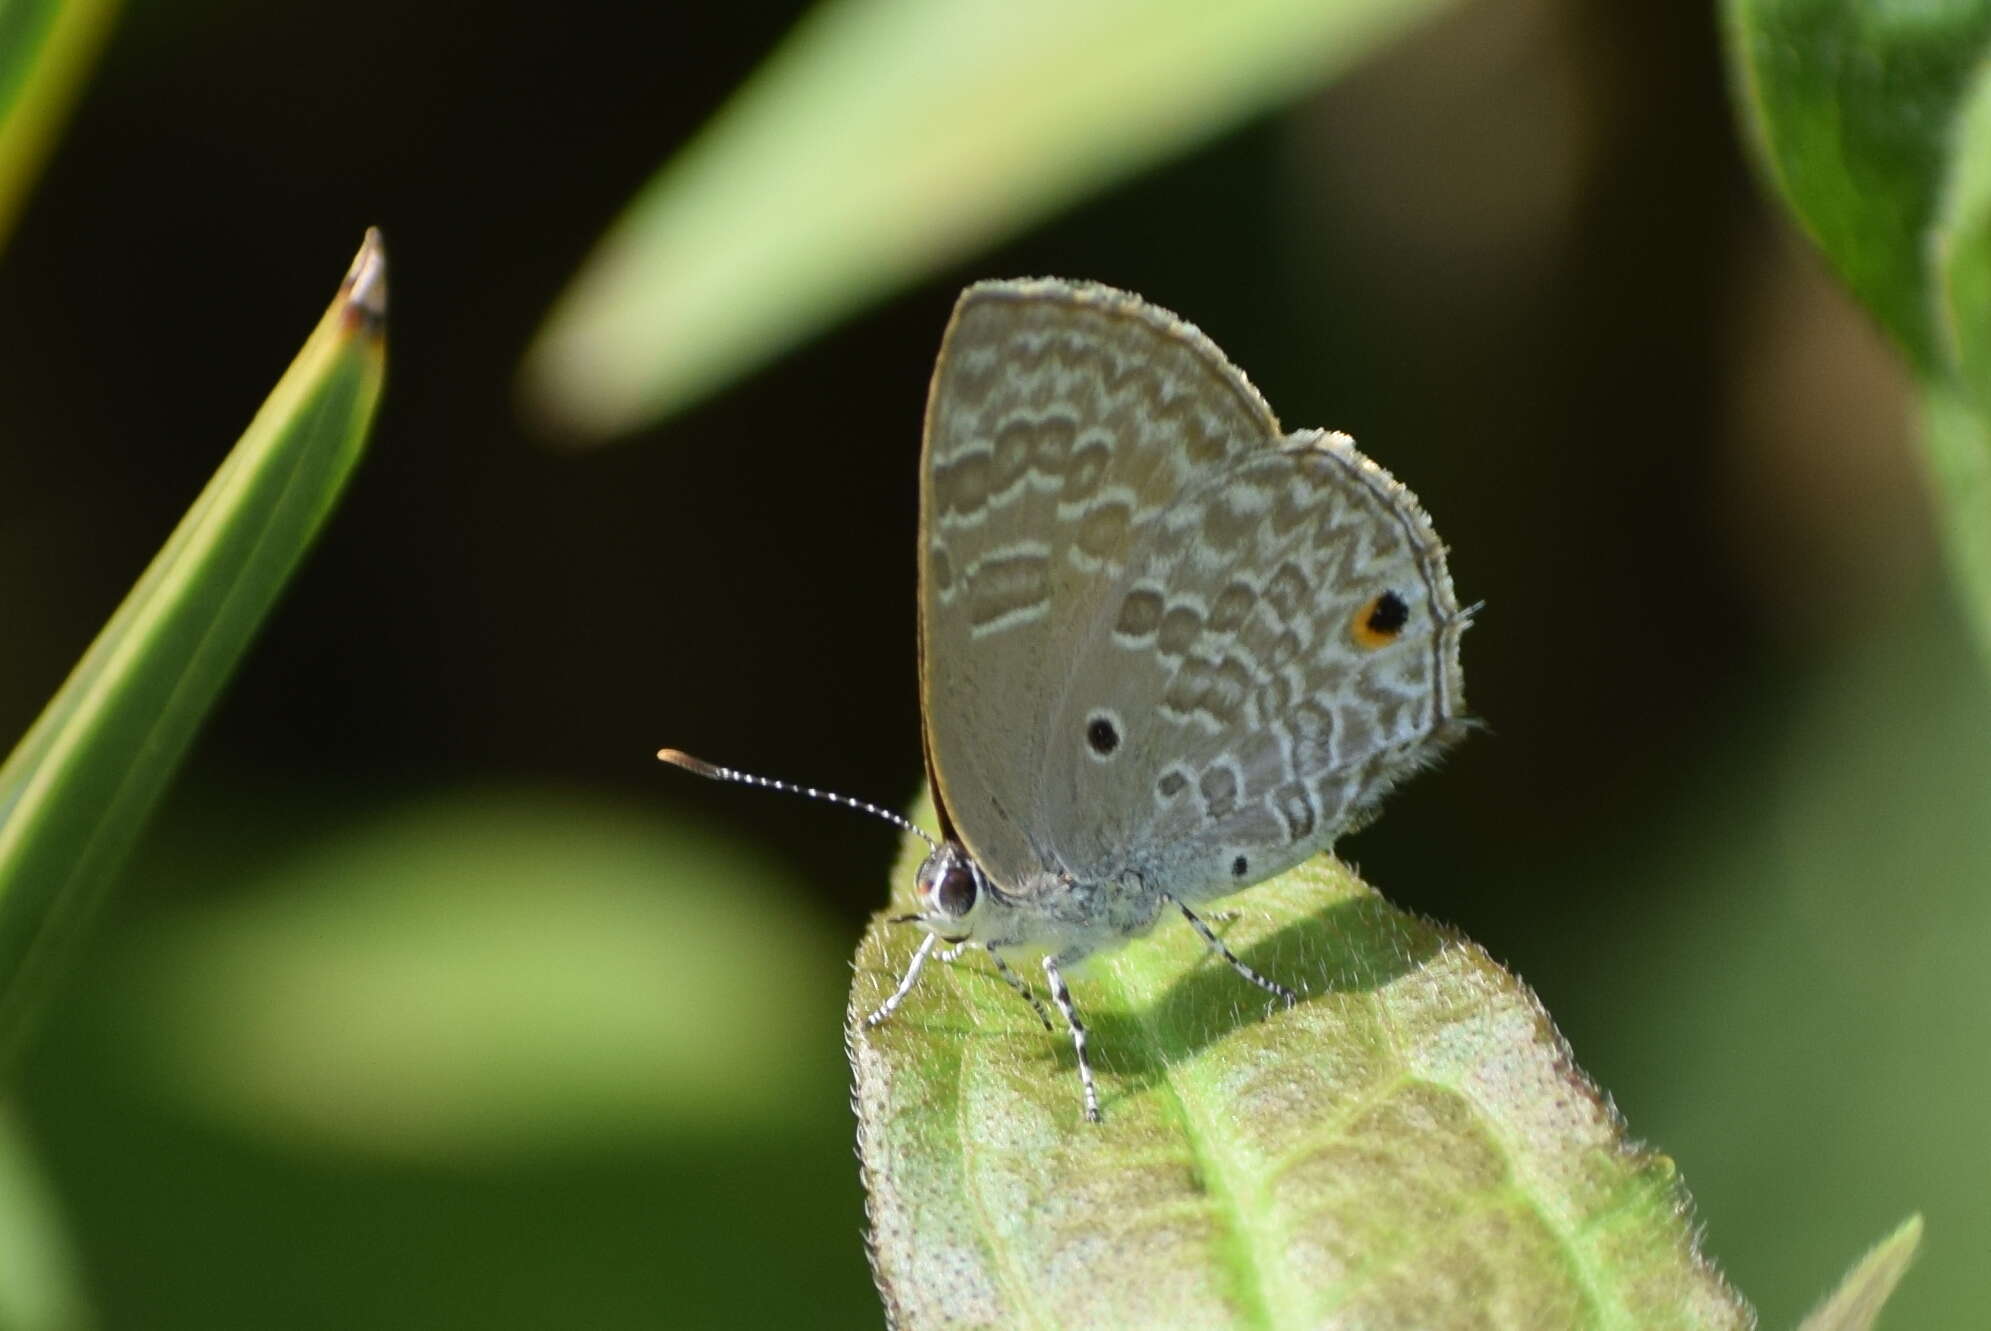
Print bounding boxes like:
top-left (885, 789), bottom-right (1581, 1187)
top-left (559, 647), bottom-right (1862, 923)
top-left (932, 861), bottom-right (979, 918)
top-left (1351, 590), bottom-right (1410, 650)
top-left (915, 849), bottom-right (980, 920)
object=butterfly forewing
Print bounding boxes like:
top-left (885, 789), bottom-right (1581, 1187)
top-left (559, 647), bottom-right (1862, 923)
top-left (918, 280), bottom-right (1285, 889)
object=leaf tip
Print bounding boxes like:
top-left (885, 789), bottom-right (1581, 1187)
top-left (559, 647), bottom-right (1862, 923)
top-left (515, 324), bottom-right (632, 450)
top-left (340, 227), bottom-right (389, 335)
top-left (1797, 1213), bottom-right (1925, 1331)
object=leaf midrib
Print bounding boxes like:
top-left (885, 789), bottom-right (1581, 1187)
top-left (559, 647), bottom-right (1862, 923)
top-left (1108, 957), bottom-right (1284, 1331)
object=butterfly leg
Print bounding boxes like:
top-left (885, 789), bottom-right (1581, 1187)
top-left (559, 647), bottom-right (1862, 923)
top-left (864, 931), bottom-right (940, 1028)
top-left (1169, 895), bottom-right (1299, 1009)
top-left (984, 945), bottom-right (1054, 1030)
top-left (1041, 954), bottom-right (1101, 1123)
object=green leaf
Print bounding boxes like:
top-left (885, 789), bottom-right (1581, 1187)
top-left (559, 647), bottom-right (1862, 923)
top-left (0, 1106), bottom-right (88, 1331)
top-left (1722, 0), bottom-right (1991, 375)
top-left (850, 837), bottom-right (1752, 1330)
top-left (1796, 1215), bottom-right (1922, 1331)
top-left (1917, 383), bottom-right (1991, 654)
top-left (519, 0), bottom-right (1458, 441)
top-left (1723, 1), bottom-right (1991, 656)
top-left (1934, 56), bottom-right (1991, 418)
top-left (0, 229), bottom-right (387, 1069)
top-left (94, 791), bottom-right (850, 1161)
top-left (0, 0), bottom-right (120, 255)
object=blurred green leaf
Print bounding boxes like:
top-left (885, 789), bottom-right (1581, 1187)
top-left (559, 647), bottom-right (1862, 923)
top-left (1936, 58), bottom-right (1991, 419)
top-left (0, 0), bottom-right (119, 254)
top-left (1796, 1214), bottom-right (1922, 1331)
top-left (1596, 590), bottom-right (1988, 1327)
top-left (1721, 0), bottom-right (1991, 375)
top-left (0, 1106), bottom-right (87, 1331)
top-left (16, 792), bottom-right (878, 1330)
top-left (1723, 0), bottom-right (1991, 654)
top-left (851, 835), bottom-right (1753, 1330)
top-left (1917, 383), bottom-right (1991, 651)
top-left (0, 229), bottom-right (387, 1068)
top-left (102, 790), bottom-right (850, 1160)
top-left (520, 0), bottom-right (1457, 440)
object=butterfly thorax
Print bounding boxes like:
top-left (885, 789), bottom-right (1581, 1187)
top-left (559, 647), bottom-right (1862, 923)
top-left (912, 841), bottom-right (1166, 958)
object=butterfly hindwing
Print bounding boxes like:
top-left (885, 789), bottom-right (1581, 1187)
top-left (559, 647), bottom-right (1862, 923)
top-left (1042, 433), bottom-right (1466, 904)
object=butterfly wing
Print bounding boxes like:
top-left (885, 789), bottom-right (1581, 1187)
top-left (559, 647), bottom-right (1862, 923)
top-left (1040, 431), bottom-right (1468, 905)
top-left (918, 279), bottom-right (1283, 889)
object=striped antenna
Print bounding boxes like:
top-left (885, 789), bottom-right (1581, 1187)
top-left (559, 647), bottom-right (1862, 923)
top-left (657, 748), bottom-right (938, 848)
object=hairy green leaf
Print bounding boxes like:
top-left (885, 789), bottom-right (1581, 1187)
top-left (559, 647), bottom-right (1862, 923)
top-left (520, 0), bottom-right (1457, 440)
top-left (850, 840), bottom-right (1751, 1330)
top-left (0, 0), bottom-right (119, 254)
top-left (0, 229), bottom-right (387, 1068)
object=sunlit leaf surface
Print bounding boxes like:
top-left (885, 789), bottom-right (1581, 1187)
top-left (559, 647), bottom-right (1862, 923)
top-left (851, 834), bottom-right (1752, 1330)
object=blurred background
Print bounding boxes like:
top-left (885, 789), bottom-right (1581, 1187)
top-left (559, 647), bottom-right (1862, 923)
top-left (0, 0), bottom-right (1981, 1326)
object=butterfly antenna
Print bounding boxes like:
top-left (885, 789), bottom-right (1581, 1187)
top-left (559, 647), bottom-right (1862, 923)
top-left (657, 748), bottom-right (938, 848)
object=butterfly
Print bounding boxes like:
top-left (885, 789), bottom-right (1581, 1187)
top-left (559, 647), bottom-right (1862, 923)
top-left (664, 278), bottom-right (1469, 1121)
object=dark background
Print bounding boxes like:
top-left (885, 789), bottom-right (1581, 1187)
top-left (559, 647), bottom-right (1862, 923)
top-left (3, 1), bottom-right (1979, 1327)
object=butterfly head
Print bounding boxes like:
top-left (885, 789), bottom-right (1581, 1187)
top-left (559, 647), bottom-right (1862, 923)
top-left (899, 842), bottom-right (991, 943)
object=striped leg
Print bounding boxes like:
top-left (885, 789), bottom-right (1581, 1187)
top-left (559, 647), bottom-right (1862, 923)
top-left (864, 932), bottom-right (939, 1028)
top-left (1042, 954), bottom-right (1101, 1123)
top-left (984, 945), bottom-right (1053, 1030)
top-left (1170, 895), bottom-right (1298, 1009)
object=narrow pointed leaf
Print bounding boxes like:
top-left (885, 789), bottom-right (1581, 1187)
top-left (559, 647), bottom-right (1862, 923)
top-left (851, 837), bottom-right (1752, 1330)
top-left (520, 0), bottom-right (1457, 441)
top-left (1796, 1215), bottom-right (1922, 1331)
top-left (0, 0), bottom-right (119, 254)
top-left (0, 229), bottom-right (387, 1067)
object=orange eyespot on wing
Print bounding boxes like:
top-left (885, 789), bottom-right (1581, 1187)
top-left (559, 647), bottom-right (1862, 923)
top-left (1351, 590), bottom-right (1410, 650)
